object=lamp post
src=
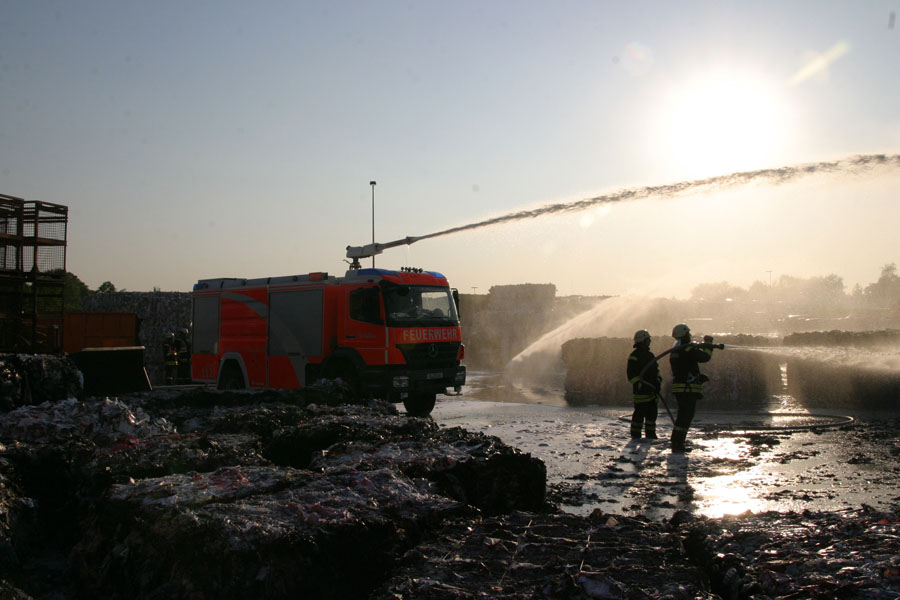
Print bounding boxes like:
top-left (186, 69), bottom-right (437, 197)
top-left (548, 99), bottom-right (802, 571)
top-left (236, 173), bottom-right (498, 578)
top-left (370, 181), bottom-right (376, 268)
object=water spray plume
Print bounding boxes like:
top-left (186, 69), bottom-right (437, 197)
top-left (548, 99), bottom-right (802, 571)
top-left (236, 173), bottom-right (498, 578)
top-left (504, 295), bottom-right (677, 383)
top-left (416, 153), bottom-right (900, 241)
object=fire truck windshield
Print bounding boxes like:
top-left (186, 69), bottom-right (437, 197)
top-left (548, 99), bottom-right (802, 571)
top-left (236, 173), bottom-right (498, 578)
top-left (383, 284), bottom-right (459, 326)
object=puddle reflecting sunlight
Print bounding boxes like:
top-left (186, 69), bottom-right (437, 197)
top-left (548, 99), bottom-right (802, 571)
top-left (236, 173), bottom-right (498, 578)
top-left (692, 437), bottom-right (773, 518)
top-left (694, 471), bottom-right (774, 518)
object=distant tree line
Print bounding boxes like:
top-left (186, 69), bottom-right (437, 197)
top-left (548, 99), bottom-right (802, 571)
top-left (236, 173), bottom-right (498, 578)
top-left (61, 273), bottom-right (118, 312)
top-left (690, 263), bottom-right (900, 309)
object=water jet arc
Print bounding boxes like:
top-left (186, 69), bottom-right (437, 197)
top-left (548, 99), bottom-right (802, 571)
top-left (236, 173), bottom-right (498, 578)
top-left (414, 153), bottom-right (900, 242)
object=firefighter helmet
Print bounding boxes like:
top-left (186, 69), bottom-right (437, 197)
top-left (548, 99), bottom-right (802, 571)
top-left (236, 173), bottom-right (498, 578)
top-left (672, 323), bottom-right (691, 339)
top-left (633, 329), bottom-right (651, 344)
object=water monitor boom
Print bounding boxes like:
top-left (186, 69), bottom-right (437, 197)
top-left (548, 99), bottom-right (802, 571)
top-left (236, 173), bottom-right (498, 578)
top-left (346, 236), bottom-right (422, 269)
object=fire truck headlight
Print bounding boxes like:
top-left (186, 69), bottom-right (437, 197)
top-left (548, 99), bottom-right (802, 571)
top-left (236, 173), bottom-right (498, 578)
top-left (393, 376), bottom-right (410, 389)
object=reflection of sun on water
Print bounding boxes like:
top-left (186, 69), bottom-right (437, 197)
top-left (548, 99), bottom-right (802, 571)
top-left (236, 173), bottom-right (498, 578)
top-left (695, 471), bottom-right (770, 519)
top-left (692, 437), bottom-right (772, 518)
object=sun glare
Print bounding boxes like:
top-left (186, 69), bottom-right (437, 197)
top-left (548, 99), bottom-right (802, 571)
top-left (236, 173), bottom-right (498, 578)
top-left (656, 71), bottom-right (788, 178)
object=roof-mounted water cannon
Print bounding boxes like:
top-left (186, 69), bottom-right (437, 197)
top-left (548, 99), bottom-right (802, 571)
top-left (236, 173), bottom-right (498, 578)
top-left (346, 235), bottom-right (421, 270)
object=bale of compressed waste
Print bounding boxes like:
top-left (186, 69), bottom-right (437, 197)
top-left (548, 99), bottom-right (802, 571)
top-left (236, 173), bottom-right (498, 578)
top-left (562, 337), bottom-right (633, 405)
top-left (0, 390), bottom-right (547, 599)
top-left (0, 451), bottom-right (38, 590)
top-left (702, 338), bottom-right (783, 410)
top-left (372, 510), bottom-right (707, 599)
top-left (0, 353), bottom-right (82, 410)
top-left (784, 329), bottom-right (900, 347)
top-left (785, 357), bottom-right (900, 409)
top-left (674, 507), bottom-right (900, 599)
top-left (82, 291), bottom-right (193, 385)
top-left (783, 330), bottom-right (900, 409)
top-left (72, 465), bottom-right (469, 599)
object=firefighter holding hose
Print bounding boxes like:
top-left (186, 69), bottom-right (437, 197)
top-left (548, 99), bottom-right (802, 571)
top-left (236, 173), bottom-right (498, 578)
top-left (669, 323), bottom-right (716, 453)
top-left (626, 329), bottom-right (660, 440)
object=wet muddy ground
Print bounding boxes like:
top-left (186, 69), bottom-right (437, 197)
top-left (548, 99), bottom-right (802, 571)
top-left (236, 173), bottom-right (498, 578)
top-left (444, 372), bottom-right (900, 520)
top-left (431, 398), bottom-right (900, 521)
top-left (418, 376), bottom-right (900, 598)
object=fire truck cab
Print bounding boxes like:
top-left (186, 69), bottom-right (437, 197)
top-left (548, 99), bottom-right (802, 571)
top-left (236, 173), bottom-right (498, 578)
top-left (190, 266), bottom-right (466, 416)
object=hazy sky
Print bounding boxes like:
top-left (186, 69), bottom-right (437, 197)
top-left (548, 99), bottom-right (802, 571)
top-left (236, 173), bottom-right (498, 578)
top-left (2, 1), bottom-right (898, 297)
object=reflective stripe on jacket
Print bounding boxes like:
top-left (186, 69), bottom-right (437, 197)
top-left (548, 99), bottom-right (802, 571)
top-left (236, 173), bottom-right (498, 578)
top-left (669, 342), bottom-right (713, 397)
top-left (627, 346), bottom-right (659, 403)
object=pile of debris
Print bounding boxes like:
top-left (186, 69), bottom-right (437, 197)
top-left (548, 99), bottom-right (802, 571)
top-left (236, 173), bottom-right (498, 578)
top-left (371, 506), bottom-right (900, 599)
top-left (0, 353), bottom-right (82, 410)
top-left (374, 511), bottom-right (708, 599)
top-left (1, 386), bottom-right (898, 599)
top-left (0, 387), bottom-right (546, 599)
top-left (675, 507), bottom-right (900, 600)
top-left (82, 290), bottom-right (193, 384)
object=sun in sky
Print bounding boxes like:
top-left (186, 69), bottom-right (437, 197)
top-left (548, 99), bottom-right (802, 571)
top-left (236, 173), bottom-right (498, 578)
top-left (654, 69), bottom-right (790, 179)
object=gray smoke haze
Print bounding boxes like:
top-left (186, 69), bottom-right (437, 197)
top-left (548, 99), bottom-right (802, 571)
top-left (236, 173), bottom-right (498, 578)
top-left (417, 153), bottom-right (900, 242)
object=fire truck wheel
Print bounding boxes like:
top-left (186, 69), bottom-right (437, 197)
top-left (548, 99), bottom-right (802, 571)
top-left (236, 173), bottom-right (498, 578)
top-left (403, 393), bottom-right (436, 417)
top-left (218, 364), bottom-right (245, 390)
top-left (324, 360), bottom-right (363, 402)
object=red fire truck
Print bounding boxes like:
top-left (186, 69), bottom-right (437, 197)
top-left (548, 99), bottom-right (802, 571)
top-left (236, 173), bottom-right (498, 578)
top-left (190, 237), bottom-right (466, 416)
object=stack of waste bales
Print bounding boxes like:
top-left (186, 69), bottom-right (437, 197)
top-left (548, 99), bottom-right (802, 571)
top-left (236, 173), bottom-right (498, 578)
top-left (0, 353), bottom-right (82, 409)
top-left (562, 335), bottom-right (782, 409)
top-left (83, 291), bottom-right (192, 384)
top-left (0, 388), bottom-right (546, 599)
top-left (784, 330), bottom-right (900, 409)
top-left (562, 337), bottom-right (633, 405)
top-left (705, 335), bottom-right (783, 410)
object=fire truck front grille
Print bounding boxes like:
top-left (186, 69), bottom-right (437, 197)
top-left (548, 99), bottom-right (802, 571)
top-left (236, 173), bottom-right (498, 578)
top-left (397, 342), bottom-right (460, 367)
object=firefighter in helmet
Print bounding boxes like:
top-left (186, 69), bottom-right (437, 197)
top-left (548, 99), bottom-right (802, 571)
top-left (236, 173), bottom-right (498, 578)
top-left (669, 323), bottom-right (716, 453)
top-left (163, 332), bottom-right (178, 385)
top-left (626, 329), bottom-right (659, 439)
top-left (175, 328), bottom-right (191, 383)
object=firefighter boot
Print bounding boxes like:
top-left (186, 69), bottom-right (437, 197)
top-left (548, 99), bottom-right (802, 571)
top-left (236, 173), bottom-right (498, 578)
top-left (630, 412), bottom-right (643, 439)
top-left (645, 412), bottom-right (658, 439)
top-left (671, 427), bottom-right (687, 453)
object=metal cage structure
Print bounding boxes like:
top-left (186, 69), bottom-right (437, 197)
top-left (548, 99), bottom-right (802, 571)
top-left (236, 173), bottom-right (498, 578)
top-left (0, 194), bottom-right (68, 353)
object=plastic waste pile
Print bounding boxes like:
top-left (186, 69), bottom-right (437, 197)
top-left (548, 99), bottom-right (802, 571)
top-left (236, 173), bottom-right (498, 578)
top-left (1, 396), bottom-right (174, 445)
top-left (374, 511), bottom-right (708, 599)
top-left (676, 507), bottom-right (900, 599)
top-left (0, 388), bottom-right (546, 599)
top-left (0, 384), bottom-right (897, 598)
top-left (0, 353), bottom-right (82, 410)
top-left (372, 506), bottom-right (900, 599)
